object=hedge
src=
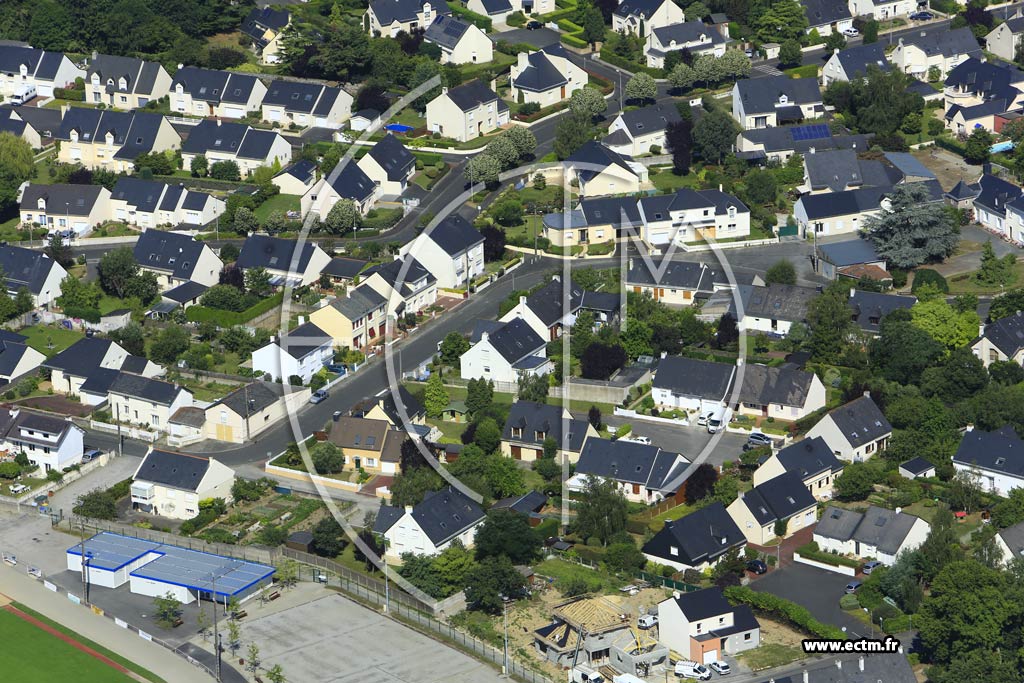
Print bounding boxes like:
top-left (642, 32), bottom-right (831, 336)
top-left (724, 586), bottom-right (848, 640)
top-left (557, 18), bottom-right (582, 32)
top-left (795, 542), bottom-right (861, 569)
top-left (598, 49), bottom-right (663, 78)
top-left (447, 2), bottom-right (492, 31)
top-left (412, 151), bottom-right (443, 167)
top-left (62, 305), bottom-right (101, 323)
top-left (561, 33), bottom-right (588, 49)
top-left (186, 291), bottom-right (283, 325)
top-left (54, 87), bottom-right (85, 101)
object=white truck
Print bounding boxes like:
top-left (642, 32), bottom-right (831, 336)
top-left (569, 665), bottom-right (605, 683)
top-left (675, 661), bottom-right (712, 680)
top-left (11, 84), bottom-right (35, 106)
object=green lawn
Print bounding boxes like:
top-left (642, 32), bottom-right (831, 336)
top-left (174, 378), bottom-right (238, 402)
top-left (534, 558), bottom-right (618, 593)
top-left (947, 261), bottom-right (1024, 295)
top-left (20, 324), bottom-right (85, 357)
top-left (254, 193), bottom-right (301, 222)
top-left (97, 294), bottom-right (134, 315)
top-left (783, 64), bottom-right (819, 79)
top-left (650, 168), bottom-right (702, 193)
top-left (736, 643), bottom-right (806, 671)
top-left (427, 418), bottom-right (468, 444)
top-left (0, 605), bottom-right (163, 683)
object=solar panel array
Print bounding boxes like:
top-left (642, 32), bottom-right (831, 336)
top-left (789, 124), bottom-right (831, 141)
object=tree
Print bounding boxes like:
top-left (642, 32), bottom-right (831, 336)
top-left (0, 132), bottom-right (35, 209)
top-left (745, 170), bottom-right (777, 207)
top-left (480, 225), bottom-right (507, 262)
top-left (233, 206), bottom-right (258, 234)
top-left (988, 288), bottom-right (1024, 321)
top-left (947, 469), bottom-right (983, 513)
top-left (774, 516), bottom-right (789, 539)
top-left (864, 184), bottom-right (958, 270)
top-left (580, 4), bottom-right (606, 47)
top-left (474, 509), bottom-right (542, 564)
top-left (499, 126), bottom-right (537, 160)
top-left (755, 0), bottom-right (808, 42)
top-left (574, 476), bottom-right (628, 545)
top-left (910, 298), bottom-right (980, 350)
top-left (554, 112), bottom-right (593, 160)
top-left (964, 127), bottom-right (993, 165)
top-left (110, 322), bottom-right (145, 357)
top-left (580, 341), bottom-right (627, 380)
top-left (921, 347), bottom-right (988, 401)
top-left (485, 135), bottom-right (521, 170)
top-left (266, 664), bottom-right (287, 683)
top-left (209, 160), bottom-right (241, 181)
top-left (778, 39), bottom-right (802, 67)
top-left (390, 465), bottom-right (443, 508)
top-left (807, 280), bottom-right (853, 360)
top-left (485, 454), bottom-right (525, 498)
top-left (323, 199), bottom-right (361, 234)
top-left (245, 642), bottom-right (260, 674)
top-left (464, 153), bottom-right (501, 185)
top-left (716, 312), bottom-right (739, 348)
top-left (491, 199), bottom-right (523, 227)
top-left (474, 417), bottom-right (502, 454)
top-left (834, 461), bottom-right (878, 501)
top-left (149, 326), bottom-right (191, 364)
top-left (605, 541), bottom-right (647, 573)
top-left (718, 50), bottom-right (751, 81)
top-left (624, 73), bottom-right (657, 103)
top-left (693, 54), bottom-right (727, 86)
top-left (464, 556), bottom-right (527, 613)
top-left (44, 231), bottom-right (73, 268)
top-left (311, 442), bottom-right (344, 474)
top-left (97, 247), bottom-right (140, 298)
top-left (190, 154), bottom-right (208, 178)
top-left (684, 463), bottom-right (718, 504)
top-left (621, 319), bottom-right (653, 360)
top-left (73, 488), bottom-right (118, 520)
top-left (862, 19), bottom-right (879, 43)
top-left (823, 31), bottom-right (847, 53)
top-left (588, 405), bottom-right (602, 430)
top-left (569, 87), bottom-right (607, 121)
top-left (870, 319), bottom-right (946, 384)
top-left (518, 372), bottom-right (549, 403)
top-left (465, 377), bottom-right (494, 415)
top-left (244, 266), bottom-right (272, 297)
top-left (665, 118), bottom-right (693, 175)
top-left (311, 516), bottom-right (347, 558)
top-left (264, 211), bottom-right (287, 234)
top-left (977, 241), bottom-right (1017, 286)
top-left (153, 593), bottom-right (182, 628)
top-left (693, 109), bottom-right (740, 164)
top-left (439, 332), bottom-right (469, 366)
top-left (424, 373), bottom-right (449, 419)
top-left (824, 67), bottom-right (923, 137)
top-left (764, 259), bottom-right (796, 285)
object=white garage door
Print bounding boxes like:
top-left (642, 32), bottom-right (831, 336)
top-left (223, 105), bottom-right (245, 118)
top-left (702, 649), bottom-right (718, 664)
top-left (267, 109), bottom-right (281, 121)
top-left (37, 84), bottom-right (53, 97)
top-left (805, 510), bottom-right (815, 526)
top-left (115, 208), bottom-right (127, 220)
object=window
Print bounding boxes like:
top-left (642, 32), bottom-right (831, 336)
top-left (744, 633), bottom-right (752, 641)
top-left (669, 546), bottom-right (678, 556)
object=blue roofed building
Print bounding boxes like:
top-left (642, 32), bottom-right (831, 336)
top-left (180, 119), bottom-right (292, 178)
top-left (365, 0), bottom-right (451, 38)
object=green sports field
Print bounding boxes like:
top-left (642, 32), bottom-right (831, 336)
top-left (0, 607), bottom-right (144, 682)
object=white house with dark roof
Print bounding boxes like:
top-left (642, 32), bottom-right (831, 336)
top-left (995, 519), bottom-right (1024, 566)
top-left (133, 228), bottom-right (224, 291)
top-left (84, 53), bottom-right (172, 109)
top-left (205, 381), bottom-right (310, 444)
top-left (806, 394), bottom-right (892, 461)
top-left (364, 0), bottom-right (450, 37)
top-left (357, 134), bottom-right (417, 199)
top-left (736, 283), bottom-right (818, 337)
top-left (612, 0), bottom-right (685, 37)
top-left (727, 471), bottom-right (818, 544)
top-left (566, 438), bottom-right (690, 503)
top-left (241, 6), bottom-right (291, 64)
top-left (986, 13), bottom-right (1024, 62)
top-left (361, 256), bottom-right (438, 317)
top-left (425, 79), bottom-right (510, 142)
top-left (626, 257), bottom-right (737, 306)
top-left (180, 120), bottom-right (291, 177)
top-left (816, 238), bottom-right (887, 281)
top-left (603, 103), bottom-right (681, 157)
top-left (753, 436), bottom-right (845, 499)
top-left (499, 275), bottom-right (583, 340)
top-left (423, 15), bottom-right (493, 65)
top-left (899, 456), bottom-right (936, 480)
top-left (814, 505), bottom-right (930, 565)
top-left (821, 43), bottom-right (890, 86)
top-left (848, 0), bottom-right (914, 20)
top-left (0, 45), bottom-right (84, 99)
top-left (131, 448), bottom-right (235, 520)
top-left (890, 27), bottom-right (981, 81)
top-left (400, 214), bottom-right (484, 288)
top-left (0, 331), bottom-right (45, 385)
top-left (309, 284), bottom-right (388, 350)
top-left (732, 75), bottom-right (824, 130)
top-left (641, 502), bottom-right (746, 572)
top-left (953, 425), bottom-right (1024, 496)
top-left (170, 66), bottom-right (267, 119)
top-left (509, 44), bottom-right (587, 107)
top-left (972, 310), bottom-right (1024, 367)
top-left (644, 21), bottom-right (726, 68)
top-left (301, 161), bottom-right (378, 217)
top-left (55, 108), bottom-right (181, 173)
top-left (251, 321), bottom-right (334, 384)
top-left (460, 317), bottom-right (552, 384)
top-left (801, 0), bottom-right (852, 36)
top-left (373, 486), bottom-right (485, 559)
top-left (738, 363), bottom-right (827, 421)
top-left (19, 183), bottom-right (112, 237)
top-left (272, 160), bottom-right (317, 196)
top-left (0, 104), bottom-right (62, 148)
top-left (500, 400), bottom-right (596, 463)
top-left (112, 178), bottom-right (225, 229)
top-left (0, 244), bottom-right (67, 308)
top-left (943, 60), bottom-right (1024, 136)
top-left (260, 79), bottom-right (352, 130)
top-left (0, 406), bottom-right (83, 474)
top-left (653, 354), bottom-right (737, 414)
top-left (236, 234), bottom-right (331, 287)
top-left (564, 141), bottom-right (647, 197)
top-left (44, 337), bottom-right (161, 400)
top-left (657, 587), bottom-right (760, 665)
top-left (794, 180), bottom-right (945, 238)
top-left (107, 372), bottom-right (193, 432)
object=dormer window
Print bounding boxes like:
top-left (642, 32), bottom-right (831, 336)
top-left (106, 77), bottom-right (114, 86)
top-left (70, 130), bottom-right (78, 142)
top-left (778, 94), bottom-right (789, 105)
top-left (91, 74), bottom-right (100, 85)
top-left (118, 77), bottom-right (127, 90)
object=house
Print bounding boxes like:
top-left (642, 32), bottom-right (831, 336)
top-left (800, 148), bottom-right (903, 195)
top-left (272, 160), bottom-right (317, 196)
top-left (967, 174), bottom-right (1024, 239)
top-left (602, 103), bottom-right (681, 157)
top-left (816, 238), bottom-right (887, 281)
top-left (400, 214), bottom-right (484, 288)
top-left (423, 15), bottom-right (494, 65)
top-left (657, 588), bottom-right (760, 665)
top-left (653, 355), bottom-right (736, 414)
top-left (814, 505), bottom-right (930, 565)
top-left (241, 6), bottom-right (290, 64)
top-left (612, 0), bottom-right (685, 37)
top-left (352, 385), bottom-right (426, 427)
top-left (327, 416), bottom-right (406, 475)
top-left (805, 394), bottom-right (892, 462)
top-left (309, 284), bottom-right (388, 350)
top-left (753, 436), bottom-right (844, 499)
top-left (361, 256), bottom-right (438, 318)
top-left (236, 234), bottom-right (332, 287)
top-left (568, 438), bottom-right (690, 504)
top-left (0, 45), bottom-right (84, 99)
top-left (898, 456), bottom-right (936, 480)
top-left (321, 256), bottom-right (369, 290)
top-left (180, 120), bottom-right (292, 178)
top-left (953, 425), bottom-right (1024, 496)
top-left (19, 183), bottom-right (112, 237)
top-left (848, 289), bottom-right (917, 335)
top-left (301, 161), bottom-right (378, 217)
top-left (500, 400), bottom-right (595, 463)
top-left (641, 502), bottom-right (745, 572)
top-left (56, 108), bottom-right (181, 173)
top-left (170, 66), bottom-right (267, 118)
top-left (738, 363), bottom-right (827, 421)
top-left (890, 27), bottom-right (981, 81)
top-left (776, 654), bottom-right (916, 683)
top-left (802, 0), bottom-right (852, 36)
top-left (0, 407), bottom-right (84, 474)
top-left (364, 0), bottom-right (450, 37)
top-left (155, 281), bottom-right (209, 316)
top-left (0, 244), bottom-right (67, 308)
top-left (0, 333), bottom-right (45, 384)
top-left (373, 486), bottom-right (485, 559)
top-left (564, 141), bottom-right (647, 197)
top-left (626, 258), bottom-right (736, 306)
top-left (542, 197), bottom-right (636, 249)
top-left (645, 21), bottom-right (726, 68)
top-left (460, 317), bottom-right (552, 384)
top-left (112, 178), bottom-right (225, 230)
top-left (83, 53), bottom-right (172, 109)
top-left (973, 310), bottom-right (1024, 367)
top-left (261, 80), bottom-right (352, 130)
top-left (130, 449), bottom-right (235, 520)
top-left (357, 133), bottom-right (416, 199)
top-left (0, 105), bottom-right (63, 148)
top-left (737, 283), bottom-right (818, 337)
top-left (847, 0), bottom-right (915, 20)
top-left (251, 321), bottom-right (333, 384)
top-left (466, 0), bottom-right (540, 22)
top-left (509, 44), bottom-right (587, 107)
top-left (943, 59), bottom-right (1024, 135)
top-left (986, 13), bottom-right (1024, 62)
top-left (794, 180), bottom-right (944, 238)
top-left (995, 520), bottom-right (1024, 566)
top-left (732, 76), bottom-right (824, 130)
top-left (735, 124), bottom-right (870, 164)
top-left (727, 471), bottom-right (818, 544)
top-left (499, 275), bottom-right (583, 340)
top-left (133, 228), bottom-right (224, 290)
top-left (45, 337), bottom-right (161, 399)
top-left (106, 372), bottom-right (193, 432)
top-left (426, 79), bottom-right (510, 142)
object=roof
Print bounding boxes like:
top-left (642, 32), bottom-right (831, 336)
top-left (512, 51), bottom-right (567, 93)
top-left (981, 310), bottom-right (1024, 357)
top-left (369, 0), bottom-right (450, 25)
top-left (214, 381), bottom-right (290, 418)
top-left (426, 214), bottom-right (484, 256)
top-left (278, 159), bottom-right (316, 184)
top-left (740, 125), bottom-right (871, 156)
top-left (740, 471), bottom-right (817, 525)
top-left (373, 505), bottom-right (405, 534)
top-left (975, 173), bottom-right (1024, 219)
top-left (133, 228), bottom-right (211, 281)
top-left (614, 0), bottom-right (667, 20)
top-left (520, 277), bottom-right (584, 326)
top-left (803, 0), bottom-right (852, 27)
top-left (444, 79), bottom-right (500, 112)
top-left (626, 258), bottom-right (723, 293)
top-left (327, 161), bottom-right (376, 203)
top-left (900, 456), bottom-right (934, 475)
top-left (849, 290), bottom-right (917, 334)
top-left (642, 501), bottom-right (744, 566)
top-left (478, 316), bottom-right (546, 364)
top-left (651, 21), bottom-right (725, 50)
top-left (87, 54), bottom-right (164, 96)
top-left (262, 79), bottom-right (325, 113)
top-left (775, 436), bottom-right (844, 479)
top-left (172, 66), bottom-right (260, 105)
top-left (833, 42), bottom-right (889, 80)
top-left (57, 108), bottom-right (168, 160)
top-left (237, 234), bottom-right (323, 273)
top-left (653, 355), bottom-right (735, 401)
top-left (818, 238), bottom-right (882, 267)
top-left (954, 425), bottom-right (1024, 479)
top-left (900, 26), bottom-right (981, 60)
top-left (412, 486), bottom-right (486, 546)
top-left (883, 152), bottom-right (935, 180)
top-left (669, 587), bottom-right (736, 621)
top-left (20, 183), bottom-right (104, 217)
top-left (575, 438), bottom-right (688, 490)
top-left (329, 284), bottom-right (387, 320)
top-left (0, 341), bottom-right (34, 378)
top-left (502, 401), bottom-right (590, 452)
top-left (817, 505), bottom-right (924, 555)
top-left (363, 256), bottom-right (436, 299)
top-left (804, 149), bottom-right (865, 192)
top-left (328, 416), bottom-right (390, 452)
top-left (366, 134), bottom-right (416, 182)
top-left (322, 257), bottom-right (368, 280)
top-left (42, 337), bottom-right (117, 377)
top-left (135, 449), bottom-right (211, 491)
top-left (567, 141), bottom-right (637, 181)
top-left (242, 6), bottom-right (290, 47)
top-left (797, 180), bottom-right (944, 221)
top-left (771, 655), bottom-right (917, 683)
top-left (378, 385), bottom-right (425, 424)
top-left (740, 363), bottom-right (816, 409)
top-left (825, 395), bottom-right (892, 448)
top-left (277, 321), bottom-right (331, 359)
top-left (735, 75), bottom-right (822, 115)
top-left (492, 490), bottom-right (547, 515)
top-left (353, 108), bottom-right (381, 122)
top-left (162, 280), bottom-right (209, 304)
top-left (0, 243), bottom-right (61, 296)
top-left (577, 196), bottom-right (642, 228)
top-left (814, 506), bottom-right (863, 541)
top-left (998, 520), bottom-right (1024, 561)
top-left (169, 406), bottom-right (206, 428)
top-left (945, 179), bottom-right (981, 202)
top-left (614, 102), bottom-right (683, 140)
top-left (182, 120), bottom-right (279, 161)
top-left (476, 0), bottom-right (514, 13)
top-left (108, 372), bottom-right (183, 405)
top-left (742, 283), bottom-right (818, 324)
top-left (424, 15), bottom-right (473, 50)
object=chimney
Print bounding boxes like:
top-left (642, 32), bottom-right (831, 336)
top-left (441, 86), bottom-right (448, 95)
top-left (672, 591), bottom-right (680, 599)
top-left (490, 78), bottom-right (497, 93)
top-left (660, 351), bottom-right (667, 359)
top-left (177, 63), bottom-right (184, 70)
top-left (966, 423), bottom-right (975, 432)
top-left (519, 295), bottom-right (527, 306)
top-left (216, 119), bottom-right (222, 127)
top-left (979, 322), bottom-right (986, 337)
top-left (9, 407), bottom-right (18, 419)
top-left (91, 50), bottom-right (98, 61)
top-left (404, 505), bottom-right (413, 513)
top-left (517, 51), bottom-right (529, 70)
top-left (850, 287), bottom-right (855, 299)
top-left (629, 257), bottom-right (634, 270)
top-left (859, 656), bottom-right (864, 672)
top-left (833, 48), bottom-right (839, 55)
top-left (481, 331), bottom-right (489, 342)
top-left (896, 506), bottom-right (902, 514)
top-left (298, 315), bottom-right (306, 325)
top-left (719, 183), bottom-right (723, 192)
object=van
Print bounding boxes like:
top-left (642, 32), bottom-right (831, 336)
top-left (637, 614), bottom-right (658, 629)
top-left (675, 661), bottom-right (712, 680)
top-left (569, 665), bottom-right (605, 683)
top-left (11, 84), bottom-right (35, 106)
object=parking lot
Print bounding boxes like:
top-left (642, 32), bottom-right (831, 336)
top-left (750, 563), bottom-right (867, 638)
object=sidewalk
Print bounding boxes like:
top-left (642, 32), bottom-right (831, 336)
top-left (0, 565), bottom-right (212, 683)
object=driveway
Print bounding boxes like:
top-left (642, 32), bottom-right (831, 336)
top-left (493, 26), bottom-right (561, 48)
top-left (750, 562), bottom-right (867, 638)
top-left (590, 413), bottom-right (748, 467)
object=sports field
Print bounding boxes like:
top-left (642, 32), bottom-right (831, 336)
top-left (0, 604), bottom-right (154, 682)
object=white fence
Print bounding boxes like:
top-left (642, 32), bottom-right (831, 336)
top-left (677, 237), bottom-right (780, 253)
top-left (88, 420), bottom-right (159, 442)
top-left (614, 407), bottom-right (691, 427)
top-left (793, 553), bottom-right (857, 577)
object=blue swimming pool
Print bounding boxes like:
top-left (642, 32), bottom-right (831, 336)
top-left (991, 140), bottom-right (1015, 154)
top-left (385, 124), bottom-right (414, 133)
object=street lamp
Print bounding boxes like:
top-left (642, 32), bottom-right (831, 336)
top-left (502, 596), bottom-right (510, 675)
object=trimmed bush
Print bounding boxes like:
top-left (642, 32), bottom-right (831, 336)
top-left (62, 305), bottom-right (101, 323)
top-left (724, 585), bottom-right (847, 640)
top-left (447, 1), bottom-right (492, 31)
top-left (186, 292), bottom-right (283, 326)
top-left (796, 542), bottom-right (861, 568)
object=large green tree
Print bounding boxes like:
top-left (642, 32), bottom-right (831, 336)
top-left (0, 131), bottom-right (35, 210)
top-left (474, 509), bottom-right (542, 564)
top-left (910, 298), bottom-right (980, 350)
top-left (692, 109), bottom-right (740, 164)
top-left (806, 280), bottom-right (853, 360)
top-left (862, 183), bottom-right (959, 268)
top-left (574, 476), bottom-right (628, 545)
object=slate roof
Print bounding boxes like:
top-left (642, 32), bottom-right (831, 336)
top-left (653, 355), bottom-right (736, 400)
top-left (613, 103), bottom-right (681, 138)
top-left (427, 214), bottom-right (484, 256)
top-left (848, 290), bottom-right (917, 335)
top-left (277, 321), bottom-right (331, 360)
top-left (378, 385), bottom-right (425, 424)
top-left (172, 66), bottom-right (260, 105)
top-left (237, 234), bottom-right (323, 273)
top-left (445, 79), bottom-right (502, 112)
top-left (742, 283), bottom-right (817, 324)
top-left (980, 310), bottom-right (1024, 357)
top-left (134, 228), bottom-right (210, 281)
top-left (614, 0), bottom-right (667, 20)
top-left (135, 450), bottom-right (212, 492)
top-left (0, 244), bottom-right (62, 296)
top-left (900, 456), bottom-right (934, 476)
top-left (521, 277), bottom-right (584, 326)
top-left (424, 15), bottom-right (472, 50)
top-left (479, 317), bottom-right (546, 364)
top-left (767, 652), bottom-right (916, 683)
top-left (327, 162), bottom-right (376, 203)
top-left (277, 159), bottom-right (316, 185)
top-left (804, 149), bottom-right (865, 192)
top-left (651, 21), bottom-right (726, 50)
top-left (670, 586), bottom-right (736, 621)
top-left (626, 258), bottom-right (722, 294)
top-left (113, 177), bottom-right (166, 214)
top-left (803, 0), bottom-right (852, 27)
top-left (740, 364), bottom-right (815, 409)
top-left (575, 438), bottom-right (688, 490)
top-left (883, 152), bottom-right (935, 180)
top-left (329, 284), bottom-right (387, 320)
top-left (366, 133), bottom-right (416, 182)
top-left (108, 372), bottom-right (183, 405)
top-left (169, 406), bottom-right (206, 428)
top-left (816, 505), bottom-right (923, 555)
top-left (512, 51), bottom-right (567, 93)
top-left (87, 54), bottom-right (164, 96)
top-left (502, 400), bottom-right (590, 452)
top-left (735, 75), bottom-right (822, 115)
top-left (21, 183), bottom-right (104, 217)
top-left (214, 381), bottom-right (290, 418)
top-left (775, 436), bottom-right (844, 480)
top-left (182, 120), bottom-right (278, 160)
top-left (477, 0), bottom-right (514, 13)
top-left (492, 490), bottom-right (547, 515)
top-left (162, 281), bottom-right (208, 304)
top-left (740, 471), bottom-right (817, 525)
top-left (974, 173), bottom-right (1023, 217)
top-left (641, 502), bottom-right (744, 566)
top-left (739, 126), bottom-right (871, 157)
top-left (825, 395), bottom-right (892, 448)
top-left (0, 340), bottom-right (38, 379)
top-left (408, 486), bottom-right (485, 546)
top-left (323, 257), bottom-right (368, 280)
top-left (373, 505), bottom-right (406, 535)
top-left (0, 105), bottom-right (61, 138)
top-left (797, 180), bottom-right (944, 220)
top-left (576, 197), bottom-right (642, 228)
top-left (945, 179), bottom-right (981, 202)
top-left (954, 425), bottom-right (1024, 479)
top-left (364, 256), bottom-right (436, 298)
top-left (242, 6), bottom-right (290, 48)
top-left (998, 520), bottom-right (1024, 561)
top-left (369, 0), bottom-right (450, 26)
top-left (567, 141), bottom-right (637, 181)
top-left (819, 238), bottom-right (882, 267)
top-left (262, 79), bottom-right (325, 113)
top-left (901, 26), bottom-right (981, 60)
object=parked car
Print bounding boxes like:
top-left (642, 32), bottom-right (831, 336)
top-left (910, 10), bottom-right (933, 19)
top-left (2, 553), bottom-right (16, 566)
top-left (526, 20), bottom-right (543, 29)
top-left (82, 449), bottom-right (102, 463)
top-left (845, 580), bottom-right (863, 594)
top-left (746, 559), bottom-right (768, 575)
top-left (707, 416), bottom-right (724, 434)
top-left (709, 661), bottom-right (731, 675)
top-left (310, 389), bottom-right (329, 404)
top-left (675, 661), bottom-right (712, 681)
top-left (697, 411), bottom-right (714, 426)
top-left (842, 27), bottom-right (859, 36)
top-left (326, 363), bottom-right (346, 374)
top-left (744, 432), bottom-right (773, 450)
top-left (637, 614), bottom-right (658, 629)
top-left (27, 566), bottom-right (42, 578)
top-left (744, 48), bottom-right (754, 58)
top-left (9, 483), bottom-right (28, 494)
top-left (862, 560), bottom-right (883, 575)
top-left (622, 435), bottom-right (652, 445)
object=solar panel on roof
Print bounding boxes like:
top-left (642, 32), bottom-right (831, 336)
top-left (790, 124), bottom-right (831, 141)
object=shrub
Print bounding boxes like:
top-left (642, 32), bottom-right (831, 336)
top-left (911, 268), bottom-right (948, 295)
top-left (519, 102), bottom-right (541, 115)
top-left (795, 542), bottom-right (861, 568)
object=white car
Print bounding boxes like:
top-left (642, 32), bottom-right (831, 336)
top-left (709, 661), bottom-right (731, 675)
top-left (707, 416), bottom-right (724, 434)
top-left (697, 411), bottom-right (714, 426)
top-left (9, 483), bottom-right (28, 494)
top-left (621, 435), bottom-right (652, 445)
top-left (842, 27), bottom-right (859, 36)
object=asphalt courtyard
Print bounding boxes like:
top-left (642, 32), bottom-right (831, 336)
top-left (750, 563), bottom-right (869, 638)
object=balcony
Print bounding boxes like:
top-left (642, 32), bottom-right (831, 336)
top-left (130, 482), bottom-right (154, 502)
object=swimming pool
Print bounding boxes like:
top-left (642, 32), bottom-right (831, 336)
top-left (991, 140), bottom-right (1015, 154)
top-left (385, 123), bottom-right (414, 133)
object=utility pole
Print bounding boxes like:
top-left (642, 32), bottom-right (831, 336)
top-left (210, 573), bottom-right (223, 683)
top-left (502, 597), bottom-right (509, 675)
top-left (115, 402), bottom-right (123, 458)
top-left (384, 560), bottom-right (390, 613)
top-left (78, 515), bottom-right (88, 603)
